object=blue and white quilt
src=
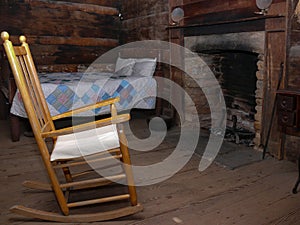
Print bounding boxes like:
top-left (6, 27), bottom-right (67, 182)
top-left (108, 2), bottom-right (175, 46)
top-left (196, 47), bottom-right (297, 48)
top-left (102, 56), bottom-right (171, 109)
top-left (11, 72), bottom-right (157, 118)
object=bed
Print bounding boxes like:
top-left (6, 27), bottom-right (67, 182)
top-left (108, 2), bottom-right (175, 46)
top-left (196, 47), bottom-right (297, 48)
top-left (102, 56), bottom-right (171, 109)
top-left (11, 72), bottom-right (157, 118)
top-left (8, 56), bottom-right (160, 141)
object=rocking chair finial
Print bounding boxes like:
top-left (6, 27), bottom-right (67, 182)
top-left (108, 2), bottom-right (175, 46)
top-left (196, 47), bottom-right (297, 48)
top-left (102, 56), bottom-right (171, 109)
top-left (19, 35), bottom-right (26, 44)
top-left (1, 31), bottom-right (9, 41)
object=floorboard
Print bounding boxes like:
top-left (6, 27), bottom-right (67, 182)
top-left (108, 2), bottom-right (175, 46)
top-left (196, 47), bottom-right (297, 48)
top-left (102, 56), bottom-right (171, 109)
top-left (0, 116), bottom-right (299, 225)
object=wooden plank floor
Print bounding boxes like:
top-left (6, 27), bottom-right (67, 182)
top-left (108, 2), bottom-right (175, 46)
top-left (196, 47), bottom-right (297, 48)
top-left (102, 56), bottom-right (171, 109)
top-left (0, 116), bottom-right (300, 225)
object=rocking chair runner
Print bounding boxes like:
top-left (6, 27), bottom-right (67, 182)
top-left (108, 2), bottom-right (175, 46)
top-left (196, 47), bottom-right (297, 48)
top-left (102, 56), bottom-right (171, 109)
top-left (1, 31), bottom-right (143, 222)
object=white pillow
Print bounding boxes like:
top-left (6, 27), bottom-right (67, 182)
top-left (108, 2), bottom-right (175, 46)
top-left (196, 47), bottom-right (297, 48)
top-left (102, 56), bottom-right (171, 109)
top-left (132, 58), bottom-right (157, 77)
top-left (114, 57), bottom-right (136, 76)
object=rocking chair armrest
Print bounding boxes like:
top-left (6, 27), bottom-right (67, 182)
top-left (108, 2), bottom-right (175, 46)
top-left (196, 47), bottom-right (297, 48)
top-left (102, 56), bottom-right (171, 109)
top-left (51, 97), bottom-right (120, 121)
top-left (41, 113), bottom-right (130, 138)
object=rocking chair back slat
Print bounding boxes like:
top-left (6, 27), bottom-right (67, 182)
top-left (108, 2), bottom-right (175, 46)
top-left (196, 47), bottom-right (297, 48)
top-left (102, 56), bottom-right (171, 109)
top-left (3, 34), bottom-right (54, 135)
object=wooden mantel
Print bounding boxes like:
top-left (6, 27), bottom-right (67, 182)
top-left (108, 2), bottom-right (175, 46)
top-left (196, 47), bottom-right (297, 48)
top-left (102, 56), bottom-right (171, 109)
top-left (167, 14), bottom-right (286, 36)
top-left (168, 0), bottom-right (287, 35)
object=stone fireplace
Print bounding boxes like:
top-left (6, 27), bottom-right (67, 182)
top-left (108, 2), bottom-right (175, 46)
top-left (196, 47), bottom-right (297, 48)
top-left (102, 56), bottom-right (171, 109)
top-left (184, 31), bottom-right (265, 147)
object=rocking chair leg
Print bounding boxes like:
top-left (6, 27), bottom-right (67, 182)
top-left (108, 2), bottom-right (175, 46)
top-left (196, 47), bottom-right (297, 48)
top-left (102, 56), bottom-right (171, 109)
top-left (118, 135), bottom-right (137, 205)
top-left (292, 156), bottom-right (300, 194)
top-left (62, 166), bottom-right (73, 183)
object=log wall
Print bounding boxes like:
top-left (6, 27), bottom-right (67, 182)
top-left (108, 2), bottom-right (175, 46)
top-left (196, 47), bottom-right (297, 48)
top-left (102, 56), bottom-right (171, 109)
top-left (0, 0), bottom-right (121, 72)
top-left (120, 0), bottom-right (169, 43)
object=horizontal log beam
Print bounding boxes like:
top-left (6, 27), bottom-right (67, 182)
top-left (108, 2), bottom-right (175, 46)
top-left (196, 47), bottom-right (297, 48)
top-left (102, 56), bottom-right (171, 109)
top-left (10, 35), bottom-right (118, 47)
top-left (36, 36), bottom-right (119, 47)
top-left (58, 0), bottom-right (119, 8)
top-left (37, 64), bottom-right (79, 72)
top-left (37, 63), bottom-right (114, 73)
top-left (25, 0), bottom-right (119, 16)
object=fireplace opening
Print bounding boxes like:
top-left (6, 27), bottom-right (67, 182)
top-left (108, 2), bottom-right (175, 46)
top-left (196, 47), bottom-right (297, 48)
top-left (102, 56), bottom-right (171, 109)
top-left (198, 50), bottom-right (259, 146)
top-left (184, 32), bottom-right (265, 147)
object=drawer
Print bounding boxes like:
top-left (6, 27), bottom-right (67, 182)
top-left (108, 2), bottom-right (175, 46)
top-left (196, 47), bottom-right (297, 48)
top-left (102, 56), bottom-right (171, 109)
top-left (277, 95), bottom-right (296, 111)
top-left (278, 111), bottom-right (295, 127)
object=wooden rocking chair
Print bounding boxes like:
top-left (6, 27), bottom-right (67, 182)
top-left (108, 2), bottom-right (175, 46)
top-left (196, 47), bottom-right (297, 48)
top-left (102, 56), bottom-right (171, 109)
top-left (1, 31), bottom-right (143, 222)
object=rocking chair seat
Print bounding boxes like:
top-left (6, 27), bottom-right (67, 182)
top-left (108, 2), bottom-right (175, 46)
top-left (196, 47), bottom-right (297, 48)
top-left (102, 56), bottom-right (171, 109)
top-left (51, 124), bottom-right (120, 161)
